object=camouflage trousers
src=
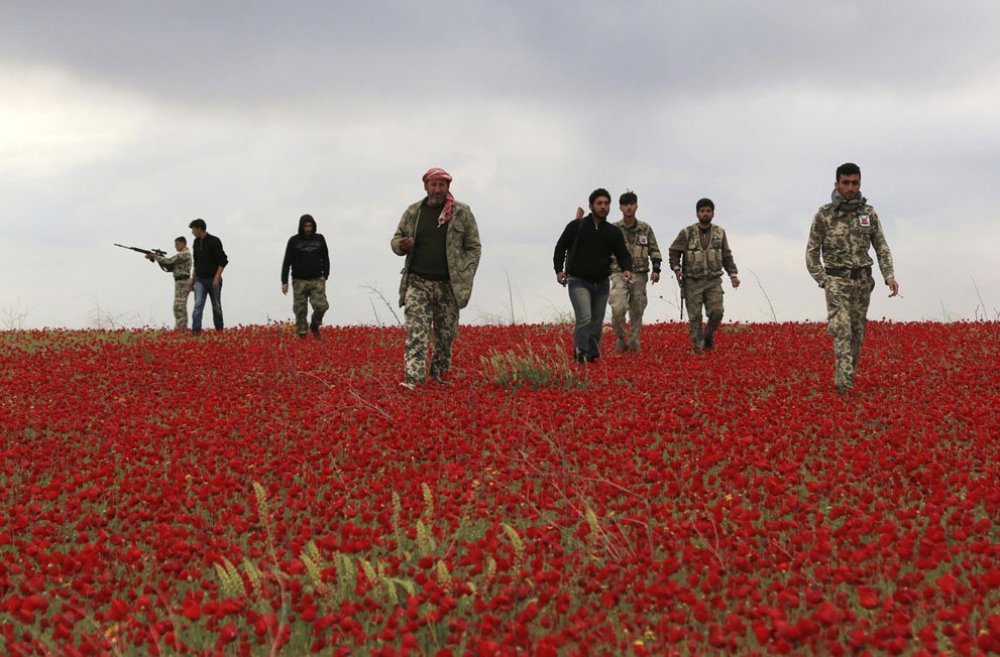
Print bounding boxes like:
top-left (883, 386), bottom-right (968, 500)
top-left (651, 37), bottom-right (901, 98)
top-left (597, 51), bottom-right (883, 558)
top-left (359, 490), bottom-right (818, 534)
top-left (609, 272), bottom-right (649, 350)
top-left (683, 276), bottom-right (725, 348)
top-left (824, 275), bottom-right (875, 391)
top-left (172, 279), bottom-right (190, 331)
top-left (403, 275), bottom-right (459, 386)
top-left (292, 278), bottom-right (329, 335)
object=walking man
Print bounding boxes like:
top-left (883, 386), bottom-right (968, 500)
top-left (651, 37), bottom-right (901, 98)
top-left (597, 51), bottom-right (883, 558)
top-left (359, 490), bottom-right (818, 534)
top-left (667, 198), bottom-right (740, 352)
top-left (147, 236), bottom-right (192, 331)
top-left (281, 214), bottom-right (330, 338)
top-left (806, 162), bottom-right (899, 395)
top-left (554, 189), bottom-right (633, 363)
top-left (391, 168), bottom-right (482, 390)
top-left (189, 218), bottom-right (228, 333)
top-left (609, 191), bottom-right (662, 352)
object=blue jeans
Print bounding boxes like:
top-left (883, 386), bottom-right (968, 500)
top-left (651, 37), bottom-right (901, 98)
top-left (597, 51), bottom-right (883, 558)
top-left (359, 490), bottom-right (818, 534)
top-left (567, 276), bottom-right (609, 360)
top-left (192, 277), bottom-right (224, 331)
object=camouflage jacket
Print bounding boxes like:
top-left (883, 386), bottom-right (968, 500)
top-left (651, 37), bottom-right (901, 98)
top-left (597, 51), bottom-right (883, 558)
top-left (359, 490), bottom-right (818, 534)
top-left (806, 201), bottom-right (894, 287)
top-left (391, 199), bottom-right (482, 309)
top-left (156, 249), bottom-right (192, 279)
top-left (610, 219), bottom-right (662, 274)
top-left (667, 224), bottom-right (737, 279)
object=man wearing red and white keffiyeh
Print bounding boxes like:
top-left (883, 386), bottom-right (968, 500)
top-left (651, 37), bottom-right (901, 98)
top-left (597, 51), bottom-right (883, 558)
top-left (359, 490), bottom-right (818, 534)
top-left (391, 168), bottom-right (482, 390)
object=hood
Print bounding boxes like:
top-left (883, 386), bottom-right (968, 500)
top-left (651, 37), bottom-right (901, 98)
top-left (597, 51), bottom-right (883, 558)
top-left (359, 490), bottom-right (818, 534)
top-left (298, 214), bottom-right (317, 235)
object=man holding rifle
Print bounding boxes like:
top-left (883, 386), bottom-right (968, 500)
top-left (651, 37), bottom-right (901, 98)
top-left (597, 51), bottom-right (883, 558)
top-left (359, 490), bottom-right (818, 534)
top-left (146, 237), bottom-right (192, 331)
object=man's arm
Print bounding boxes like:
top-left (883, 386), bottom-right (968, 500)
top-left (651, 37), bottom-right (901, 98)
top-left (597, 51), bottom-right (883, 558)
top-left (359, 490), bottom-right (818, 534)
top-left (870, 212), bottom-right (897, 293)
top-left (154, 253), bottom-right (179, 271)
top-left (720, 231), bottom-right (740, 287)
top-left (320, 235), bottom-right (331, 280)
top-left (805, 213), bottom-right (827, 287)
top-left (280, 238), bottom-right (293, 293)
top-left (391, 208), bottom-right (415, 255)
top-left (211, 237), bottom-right (227, 286)
top-left (667, 228), bottom-right (687, 281)
top-left (462, 211), bottom-right (482, 271)
top-left (553, 220), bottom-right (576, 274)
top-left (611, 227), bottom-right (634, 280)
top-left (645, 225), bottom-right (662, 282)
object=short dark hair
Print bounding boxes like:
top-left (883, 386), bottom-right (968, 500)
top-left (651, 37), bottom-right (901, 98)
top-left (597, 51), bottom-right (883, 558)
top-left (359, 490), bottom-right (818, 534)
top-left (836, 162), bottom-right (861, 179)
top-left (589, 188), bottom-right (611, 205)
top-left (696, 198), bottom-right (715, 211)
top-left (189, 218), bottom-right (207, 230)
top-left (619, 191), bottom-right (637, 205)
top-left (175, 236), bottom-right (187, 244)
top-left (301, 214), bottom-right (314, 223)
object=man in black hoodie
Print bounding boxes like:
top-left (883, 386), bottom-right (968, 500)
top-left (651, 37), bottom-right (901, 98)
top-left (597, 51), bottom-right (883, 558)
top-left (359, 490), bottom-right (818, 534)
top-left (553, 189), bottom-right (633, 363)
top-left (281, 214), bottom-right (330, 338)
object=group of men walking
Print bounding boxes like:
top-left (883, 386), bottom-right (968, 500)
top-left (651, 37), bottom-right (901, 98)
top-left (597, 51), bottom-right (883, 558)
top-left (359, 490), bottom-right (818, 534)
top-left (553, 190), bottom-right (741, 363)
top-left (146, 161), bottom-right (898, 396)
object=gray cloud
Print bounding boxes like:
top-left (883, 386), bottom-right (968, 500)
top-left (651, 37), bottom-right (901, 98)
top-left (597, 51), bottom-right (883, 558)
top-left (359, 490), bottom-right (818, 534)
top-left (1, 1), bottom-right (999, 329)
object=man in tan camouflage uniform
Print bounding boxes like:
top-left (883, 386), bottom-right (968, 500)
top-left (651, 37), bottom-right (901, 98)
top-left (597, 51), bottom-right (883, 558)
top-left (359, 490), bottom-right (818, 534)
top-left (148, 237), bottom-right (192, 331)
top-left (391, 168), bottom-right (482, 390)
top-left (609, 191), bottom-right (662, 352)
top-left (807, 162), bottom-right (899, 395)
top-left (668, 198), bottom-right (740, 352)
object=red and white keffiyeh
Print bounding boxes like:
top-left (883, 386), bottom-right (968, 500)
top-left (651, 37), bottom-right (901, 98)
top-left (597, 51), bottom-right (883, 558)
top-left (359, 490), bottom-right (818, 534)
top-left (422, 167), bottom-right (455, 226)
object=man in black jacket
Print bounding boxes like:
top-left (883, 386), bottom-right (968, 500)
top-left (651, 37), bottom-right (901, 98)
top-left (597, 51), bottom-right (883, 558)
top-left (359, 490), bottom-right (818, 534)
top-left (281, 214), bottom-right (330, 338)
top-left (189, 218), bottom-right (229, 333)
top-left (553, 189), bottom-right (633, 363)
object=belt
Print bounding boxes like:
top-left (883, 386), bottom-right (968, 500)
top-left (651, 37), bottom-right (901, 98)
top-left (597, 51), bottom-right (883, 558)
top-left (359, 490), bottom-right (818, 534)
top-left (409, 272), bottom-right (450, 282)
top-left (174, 276), bottom-right (190, 281)
top-left (825, 266), bottom-right (871, 280)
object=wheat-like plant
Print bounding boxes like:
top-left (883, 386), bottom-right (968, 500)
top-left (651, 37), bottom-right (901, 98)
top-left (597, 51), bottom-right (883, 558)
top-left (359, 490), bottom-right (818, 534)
top-left (421, 482), bottom-right (434, 520)
top-left (501, 523), bottom-right (524, 568)
top-left (242, 558), bottom-right (264, 598)
top-left (214, 558), bottom-right (245, 599)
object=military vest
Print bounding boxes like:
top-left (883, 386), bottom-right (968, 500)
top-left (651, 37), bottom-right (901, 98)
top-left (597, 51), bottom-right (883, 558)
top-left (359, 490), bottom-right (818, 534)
top-left (612, 220), bottom-right (655, 273)
top-left (683, 224), bottom-right (724, 278)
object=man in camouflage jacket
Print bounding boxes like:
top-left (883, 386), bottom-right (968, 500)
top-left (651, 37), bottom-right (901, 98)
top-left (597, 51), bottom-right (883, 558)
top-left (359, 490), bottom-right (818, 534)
top-left (609, 191), bottom-right (662, 352)
top-left (148, 237), bottom-right (192, 331)
top-left (807, 162), bottom-right (899, 395)
top-left (391, 168), bottom-right (482, 389)
top-left (667, 198), bottom-right (740, 352)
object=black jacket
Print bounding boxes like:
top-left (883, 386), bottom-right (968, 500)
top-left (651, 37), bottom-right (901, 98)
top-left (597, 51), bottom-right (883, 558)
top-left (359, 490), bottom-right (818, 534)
top-left (192, 233), bottom-right (229, 278)
top-left (281, 217), bottom-right (330, 283)
top-left (553, 216), bottom-right (632, 282)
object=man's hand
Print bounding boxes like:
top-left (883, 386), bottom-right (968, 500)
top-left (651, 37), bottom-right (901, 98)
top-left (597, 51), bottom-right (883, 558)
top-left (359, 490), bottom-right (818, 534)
top-left (398, 236), bottom-right (415, 252)
top-left (623, 270), bottom-right (633, 284)
top-left (674, 270), bottom-right (684, 284)
top-left (145, 254), bottom-right (156, 262)
top-left (886, 276), bottom-right (900, 297)
top-left (212, 275), bottom-right (222, 289)
top-left (556, 271), bottom-right (567, 286)
top-left (650, 271), bottom-right (660, 284)
top-left (281, 283), bottom-right (288, 296)
top-left (730, 274), bottom-right (741, 289)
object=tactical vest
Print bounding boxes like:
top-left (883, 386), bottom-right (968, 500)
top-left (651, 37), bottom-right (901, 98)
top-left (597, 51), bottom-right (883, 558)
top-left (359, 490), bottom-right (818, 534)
top-left (612, 221), bottom-right (653, 273)
top-left (683, 224), bottom-right (724, 278)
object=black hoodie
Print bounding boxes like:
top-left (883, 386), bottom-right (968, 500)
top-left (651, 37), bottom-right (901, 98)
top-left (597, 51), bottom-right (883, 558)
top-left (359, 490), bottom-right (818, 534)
top-left (281, 216), bottom-right (330, 284)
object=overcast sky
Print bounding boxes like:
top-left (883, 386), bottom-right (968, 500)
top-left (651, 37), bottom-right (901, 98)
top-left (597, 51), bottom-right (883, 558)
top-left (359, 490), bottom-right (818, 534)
top-left (2, 0), bottom-right (998, 330)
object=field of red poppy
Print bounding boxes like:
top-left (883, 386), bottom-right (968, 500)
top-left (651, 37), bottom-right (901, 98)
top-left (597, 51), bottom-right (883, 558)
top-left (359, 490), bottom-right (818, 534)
top-left (1, 321), bottom-right (997, 656)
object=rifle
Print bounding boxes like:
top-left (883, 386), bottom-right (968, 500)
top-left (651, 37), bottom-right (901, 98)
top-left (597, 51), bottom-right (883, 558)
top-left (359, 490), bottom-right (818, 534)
top-left (678, 273), bottom-right (685, 321)
top-left (115, 244), bottom-right (170, 271)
